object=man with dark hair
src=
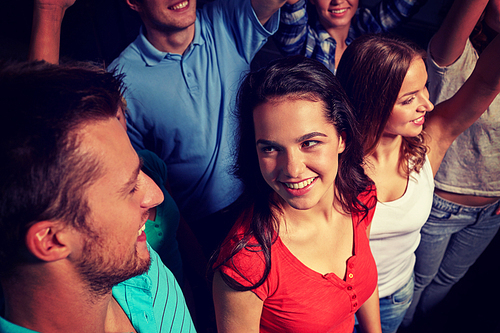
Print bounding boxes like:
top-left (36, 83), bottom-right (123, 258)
top-left (0, 61), bottom-right (196, 333)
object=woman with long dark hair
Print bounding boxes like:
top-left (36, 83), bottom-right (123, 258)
top-left (212, 56), bottom-right (381, 332)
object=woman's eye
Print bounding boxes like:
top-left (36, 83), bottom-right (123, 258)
top-left (403, 96), bottom-right (415, 105)
top-left (261, 146), bottom-right (277, 153)
top-left (302, 140), bottom-right (319, 148)
top-left (130, 184), bottom-right (139, 194)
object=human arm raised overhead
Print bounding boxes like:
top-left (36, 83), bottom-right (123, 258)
top-left (274, 0), bottom-right (309, 57)
top-left (429, 0), bottom-right (490, 67)
top-left (251, 0), bottom-right (288, 26)
top-left (357, 0), bottom-right (429, 33)
top-left (425, 31), bottom-right (500, 175)
top-left (28, 0), bottom-right (76, 64)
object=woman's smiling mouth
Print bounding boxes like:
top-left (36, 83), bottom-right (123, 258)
top-left (283, 177), bottom-right (317, 190)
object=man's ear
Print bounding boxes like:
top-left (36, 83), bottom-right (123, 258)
top-left (126, 0), bottom-right (142, 13)
top-left (25, 221), bottom-right (72, 262)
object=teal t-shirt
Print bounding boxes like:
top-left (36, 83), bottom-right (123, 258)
top-left (0, 247), bottom-right (196, 333)
top-left (138, 150), bottom-right (183, 283)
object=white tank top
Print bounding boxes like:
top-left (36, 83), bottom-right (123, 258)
top-left (369, 156), bottom-right (434, 297)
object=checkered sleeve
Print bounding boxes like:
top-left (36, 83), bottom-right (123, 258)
top-left (356, 0), bottom-right (428, 34)
top-left (274, 0), bottom-right (309, 56)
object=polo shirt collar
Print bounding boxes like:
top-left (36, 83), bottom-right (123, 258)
top-left (138, 17), bottom-right (204, 67)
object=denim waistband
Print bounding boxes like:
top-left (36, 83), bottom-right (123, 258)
top-left (381, 273), bottom-right (414, 300)
top-left (433, 193), bottom-right (500, 214)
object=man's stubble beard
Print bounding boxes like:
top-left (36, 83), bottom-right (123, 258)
top-left (74, 231), bottom-right (151, 298)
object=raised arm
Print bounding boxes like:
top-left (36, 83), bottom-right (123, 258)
top-left (29, 0), bottom-right (75, 63)
top-left (426, 31), bottom-right (500, 175)
top-left (273, 0), bottom-right (309, 57)
top-left (213, 271), bottom-right (264, 333)
top-left (251, 0), bottom-right (287, 26)
top-left (363, 0), bottom-right (429, 33)
top-left (429, 0), bottom-right (489, 67)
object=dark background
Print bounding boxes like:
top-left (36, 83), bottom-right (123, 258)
top-left (1, 1), bottom-right (499, 332)
top-left (0, 0), bottom-right (446, 65)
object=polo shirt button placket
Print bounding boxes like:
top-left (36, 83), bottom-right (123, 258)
top-left (185, 71), bottom-right (199, 92)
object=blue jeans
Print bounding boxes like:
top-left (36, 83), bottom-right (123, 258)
top-left (355, 275), bottom-right (413, 333)
top-left (403, 194), bottom-right (500, 326)
top-left (379, 274), bottom-right (414, 333)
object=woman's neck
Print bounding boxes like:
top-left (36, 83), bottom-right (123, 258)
top-left (277, 192), bottom-right (346, 235)
top-left (365, 135), bottom-right (409, 202)
top-left (369, 134), bottom-right (403, 163)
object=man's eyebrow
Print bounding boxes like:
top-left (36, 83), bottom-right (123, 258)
top-left (119, 157), bottom-right (143, 195)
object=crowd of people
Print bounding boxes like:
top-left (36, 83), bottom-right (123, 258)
top-left (1, 0), bottom-right (499, 332)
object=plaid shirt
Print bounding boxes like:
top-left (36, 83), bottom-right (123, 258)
top-left (275, 0), bottom-right (427, 72)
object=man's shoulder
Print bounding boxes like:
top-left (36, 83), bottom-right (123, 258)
top-left (0, 316), bottom-right (36, 333)
top-left (108, 41), bottom-right (142, 71)
top-left (108, 29), bottom-right (157, 74)
top-left (113, 247), bottom-right (196, 332)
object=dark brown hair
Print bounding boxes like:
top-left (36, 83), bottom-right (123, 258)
top-left (213, 56), bottom-right (375, 291)
top-left (0, 61), bottom-right (125, 276)
top-left (336, 33), bottom-right (428, 175)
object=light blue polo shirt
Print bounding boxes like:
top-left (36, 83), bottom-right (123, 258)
top-left (109, 0), bottom-right (280, 222)
top-left (0, 247), bottom-right (195, 333)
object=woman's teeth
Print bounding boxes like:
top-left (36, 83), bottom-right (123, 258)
top-left (412, 116), bottom-right (424, 124)
top-left (285, 178), bottom-right (315, 189)
top-left (329, 8), bottom-right (348, 14)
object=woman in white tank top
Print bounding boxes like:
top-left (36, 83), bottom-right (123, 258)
top-left (336, 31), bottom-right (500, 333)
